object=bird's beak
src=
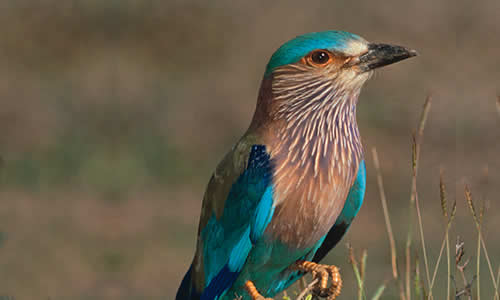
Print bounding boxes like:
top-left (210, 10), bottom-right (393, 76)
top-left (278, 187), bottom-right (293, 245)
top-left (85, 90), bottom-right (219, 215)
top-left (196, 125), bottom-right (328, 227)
top-left (356, 43), bottom-right (418, 72)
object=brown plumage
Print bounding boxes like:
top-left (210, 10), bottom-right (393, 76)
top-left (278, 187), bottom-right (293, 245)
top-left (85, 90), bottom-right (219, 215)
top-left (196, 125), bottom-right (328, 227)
top-left (255, 60), bottom-right (367, 247)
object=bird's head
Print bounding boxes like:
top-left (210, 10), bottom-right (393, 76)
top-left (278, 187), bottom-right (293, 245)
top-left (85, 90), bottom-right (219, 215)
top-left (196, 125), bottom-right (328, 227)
top-left (256, 31), bottom-right (417, 124)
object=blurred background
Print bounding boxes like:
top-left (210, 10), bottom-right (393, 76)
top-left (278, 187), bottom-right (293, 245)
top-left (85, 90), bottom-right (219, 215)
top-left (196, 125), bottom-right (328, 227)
top-left (0, 0), bottom-right (499, 299)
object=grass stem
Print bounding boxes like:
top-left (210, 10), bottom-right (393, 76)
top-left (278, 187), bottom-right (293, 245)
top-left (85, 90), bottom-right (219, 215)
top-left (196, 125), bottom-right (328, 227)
top-left (465, 185), bottom-right (499, 299)
top-left (406, 95), bottom-right (432, 300)
top-left (371, 148), bottom-right (398, 281)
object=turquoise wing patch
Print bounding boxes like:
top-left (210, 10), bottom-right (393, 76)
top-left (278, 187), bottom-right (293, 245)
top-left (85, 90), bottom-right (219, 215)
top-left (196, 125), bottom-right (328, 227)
top-left (198, 145), bottom-right (275, 300)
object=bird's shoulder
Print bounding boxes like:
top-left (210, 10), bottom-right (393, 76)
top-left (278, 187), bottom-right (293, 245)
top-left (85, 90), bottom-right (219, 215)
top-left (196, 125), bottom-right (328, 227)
top-left (191, 134), bottom-right (275, 296)
top-left (198, 133), bottom-right (268, 233)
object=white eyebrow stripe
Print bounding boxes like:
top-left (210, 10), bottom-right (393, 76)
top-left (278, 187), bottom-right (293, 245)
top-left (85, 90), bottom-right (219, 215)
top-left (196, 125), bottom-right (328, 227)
top-left (341, 40), bottom-right (369, 57)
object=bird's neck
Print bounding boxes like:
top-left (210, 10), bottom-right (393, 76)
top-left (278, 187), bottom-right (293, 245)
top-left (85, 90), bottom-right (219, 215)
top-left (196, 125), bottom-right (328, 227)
top-left (250, 76), bottom-right (364, 182)
top-left (271, 91), bottom-right (363, 185)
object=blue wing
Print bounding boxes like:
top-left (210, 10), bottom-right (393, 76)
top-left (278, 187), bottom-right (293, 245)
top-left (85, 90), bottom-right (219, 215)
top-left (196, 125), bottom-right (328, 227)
top-left (312, 160), bottom-right (366, 262)
top-left (176, 144), bottom-right (275, 300)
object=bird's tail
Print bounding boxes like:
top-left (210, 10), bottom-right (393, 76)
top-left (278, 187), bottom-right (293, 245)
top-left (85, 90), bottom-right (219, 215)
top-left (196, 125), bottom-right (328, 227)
top-left (176, 265), bottom-right (201, 300)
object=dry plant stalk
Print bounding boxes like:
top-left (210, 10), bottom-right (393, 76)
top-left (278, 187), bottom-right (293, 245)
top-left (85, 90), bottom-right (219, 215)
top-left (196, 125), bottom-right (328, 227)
top-left (406, 94), bottom-right (432, 300)
top-left (428, 171), bottom-right (456, 300)
top-left (296, 279), bottom-right (319, 300)
top-left (407, 95), bottom-right (433, 300)
top-left (371, 148), bottom-right (398, 280)
top-left (371, 148), bottom-right (406, 300)
top-left (454, 237), bottom-right (475, 300)
top-left (496, 266), bottom-right (500, 297)
top-left (464, 185), bottom-right (500, 299)
top-left (348, 245), bottom-right (368, 300)
top-left (476, 200), bottom-right (485, 300)
top-left (411, 135), bottom-right (432, 299)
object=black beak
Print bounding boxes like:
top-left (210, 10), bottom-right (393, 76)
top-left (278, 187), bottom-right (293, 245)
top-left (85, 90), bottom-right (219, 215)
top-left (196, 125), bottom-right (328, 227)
top-left (357, 43), bottom-right (417, 72)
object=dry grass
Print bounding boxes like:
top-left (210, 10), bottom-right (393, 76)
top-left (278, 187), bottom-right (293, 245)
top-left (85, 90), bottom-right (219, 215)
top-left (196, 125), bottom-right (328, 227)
top-left (350, 97), bottom-right (499, 300)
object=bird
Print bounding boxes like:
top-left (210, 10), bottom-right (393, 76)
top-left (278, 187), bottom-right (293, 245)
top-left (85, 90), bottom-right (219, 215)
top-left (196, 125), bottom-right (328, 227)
top-left (176, 30), bottom-right (416, 300)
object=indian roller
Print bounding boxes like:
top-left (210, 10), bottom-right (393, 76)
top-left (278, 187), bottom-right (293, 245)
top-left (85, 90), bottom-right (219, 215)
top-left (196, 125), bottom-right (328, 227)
top-left (176, 31), bottom-right (416, 300)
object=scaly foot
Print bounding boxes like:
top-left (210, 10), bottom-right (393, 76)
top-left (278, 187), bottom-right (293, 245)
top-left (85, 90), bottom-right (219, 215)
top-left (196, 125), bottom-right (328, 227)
top-left (243, 280), bottom-right (273, 300)
top-left (295, 260), bottom-right (342, 300)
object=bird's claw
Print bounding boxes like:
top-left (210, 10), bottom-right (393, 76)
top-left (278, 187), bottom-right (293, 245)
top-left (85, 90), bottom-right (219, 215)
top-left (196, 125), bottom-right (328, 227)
top-left (244, 280), bottom-right (273, 300)
top-left (295, 260), bottom-right (342, 300)
top-left (242, 262), bottom-right (342, 300)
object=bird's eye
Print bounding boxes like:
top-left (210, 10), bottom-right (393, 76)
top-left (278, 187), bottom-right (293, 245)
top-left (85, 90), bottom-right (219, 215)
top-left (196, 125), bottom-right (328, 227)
top-left (306, 50), bottom-right (332, 66)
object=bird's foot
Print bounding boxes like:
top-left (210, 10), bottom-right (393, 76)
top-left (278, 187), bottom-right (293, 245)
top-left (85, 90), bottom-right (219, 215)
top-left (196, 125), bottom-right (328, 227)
top-left (244, 280), bottom-right (273, 300)
top-left (295, 260), bottom-right (342, 300)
